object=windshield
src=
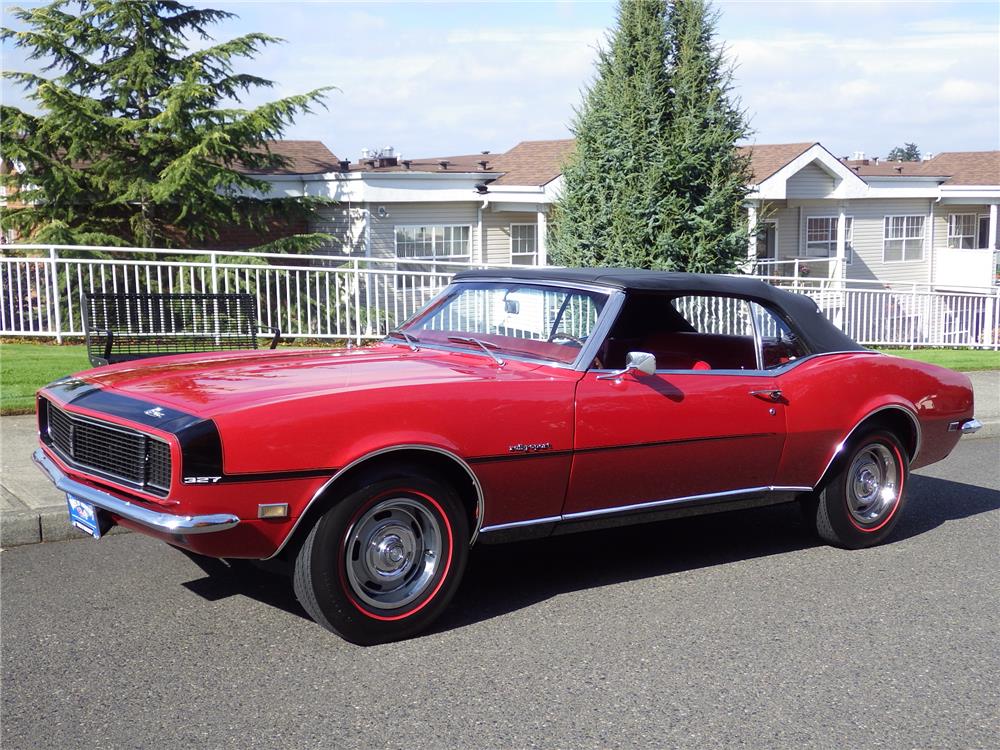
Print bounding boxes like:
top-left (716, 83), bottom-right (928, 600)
top-left (400, 282), bottom-right (611, 365)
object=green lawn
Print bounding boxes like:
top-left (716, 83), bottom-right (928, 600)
top-left (1, 343), bottom-right (90, 415)
top-left (874, 348), bottom-right (1000, 371)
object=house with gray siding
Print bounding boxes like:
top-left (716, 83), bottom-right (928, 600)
top-left (257, 139), bottom-right (998, 291)
top-left (745, 143), bottom-right (999, 291)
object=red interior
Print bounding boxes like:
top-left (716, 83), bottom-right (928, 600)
top-left (602, 332), bottom-right (757, 371)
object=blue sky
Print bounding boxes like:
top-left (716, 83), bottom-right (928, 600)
top-left (3, 1), bottom-right (998, 161)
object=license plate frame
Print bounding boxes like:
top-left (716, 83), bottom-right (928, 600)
top-left (66, 494), bottom-right (108, 539)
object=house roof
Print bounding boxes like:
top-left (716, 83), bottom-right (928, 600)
top-left (846, 151), bottom-right (1000, 185)
top-left (920, 151), bottom-right (1000, 186)
top-left (344, 153), bottom-right (497, 175)
top-left (736, 142), bottom-right (816, 183)
top-left (236, 137), bottom-right (999, 190)
top-left (490, 139), bottom-right (576, 186)
top-left (236, 140), bottom-right (340, 175)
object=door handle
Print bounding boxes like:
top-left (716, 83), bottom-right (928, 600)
top-left (749, 389), bottom-right (783, 402)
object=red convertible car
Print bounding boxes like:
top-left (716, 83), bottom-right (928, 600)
top-left (34, 269), bottom-right (980, 645)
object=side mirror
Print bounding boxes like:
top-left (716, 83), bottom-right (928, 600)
top-left (597, 351), bottom-right (656, 380)
top-left (625, 351), bottom-right (656, 376)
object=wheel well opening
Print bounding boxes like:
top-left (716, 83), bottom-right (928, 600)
top-left (857, 408), bottom-right (918, 462)
top-left (277, 449), bottom-right (481, 561)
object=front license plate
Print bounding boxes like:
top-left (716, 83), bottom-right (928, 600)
top-left (66, 494), bottom-right (105, 539)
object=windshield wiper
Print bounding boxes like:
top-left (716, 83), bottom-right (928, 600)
top-left (447, 336), bottom-right (505, 367)
top-left (386, 329), bottom-right (420, 351)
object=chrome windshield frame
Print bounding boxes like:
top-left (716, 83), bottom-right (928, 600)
top-left (391, 278), bottom-right (625, 372)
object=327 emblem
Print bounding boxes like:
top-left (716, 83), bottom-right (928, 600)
top-left (183, 476), bottom-right (222, 484)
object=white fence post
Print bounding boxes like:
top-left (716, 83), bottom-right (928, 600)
top-left (48, 246), bottom-right (63, 344)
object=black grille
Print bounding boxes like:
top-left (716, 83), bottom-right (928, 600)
top-left (43, 400), bottom-right (172, 496)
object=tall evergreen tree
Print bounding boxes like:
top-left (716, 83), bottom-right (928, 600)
top-left (887, 142), bottom-right (921, 162)
top-left (1, 0), bottom-right (332, 249)
top-left (550, 0), bottom-right (753, 273)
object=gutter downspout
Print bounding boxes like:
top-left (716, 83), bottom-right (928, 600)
top-left (478, 198), bottom-right (488, 265)
top-left (930, 197), bottom-right (940, 288)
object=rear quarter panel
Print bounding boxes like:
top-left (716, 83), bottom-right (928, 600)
top-left (775, 353), bottom-right (973, 487)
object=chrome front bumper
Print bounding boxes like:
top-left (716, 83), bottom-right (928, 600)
top-left (33, 449), bottom-right (240, 535)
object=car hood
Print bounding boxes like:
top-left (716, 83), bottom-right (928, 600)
top-left (74, 344), bottom-right (548, 417)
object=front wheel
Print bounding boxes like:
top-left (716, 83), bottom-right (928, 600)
top-left (293, 473), bottom-right (468, 645)
top-left (802, 429), bottom-right (909, 549)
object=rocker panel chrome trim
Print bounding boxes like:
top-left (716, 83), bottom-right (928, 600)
top-left (267, 444), bottom-right (486, 559)
top-left (476, 485), bottom-right (813, 534)
top-left (562, 485), bottom-right (813, 521)
top-left (478, 515), bottom-right (561, 533)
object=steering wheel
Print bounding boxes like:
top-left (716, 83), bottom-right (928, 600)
top-left (549, 332), bottom-right (586, 347)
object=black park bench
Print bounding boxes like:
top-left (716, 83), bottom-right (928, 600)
top-left (83, 292), bottom-right (280, 367)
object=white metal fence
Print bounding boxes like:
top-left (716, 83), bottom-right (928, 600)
top-left (1, 244), bottom-right (998, 349)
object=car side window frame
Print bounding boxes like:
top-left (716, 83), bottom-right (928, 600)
top-left (590, 291), bottom-right (810, 376)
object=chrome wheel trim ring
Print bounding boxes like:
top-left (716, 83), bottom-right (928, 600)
top-left (847, 443), bottom-right (899, 526)
top-left (345, 496), bottom-right (443, 611)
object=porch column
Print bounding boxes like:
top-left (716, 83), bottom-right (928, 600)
top-left (990, 204), bottom-right (998, 250)
top-left (835, 207), bottom-right (847, 280)
top-left (537, 207), bottom-right (548, 266)
top-left (746, 202), bottom-right (758, 263)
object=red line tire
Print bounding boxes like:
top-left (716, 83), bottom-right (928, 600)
top-left (293, 473), bottom-right (469, 645)
top-left (802, 429), bottom-right (909, 550)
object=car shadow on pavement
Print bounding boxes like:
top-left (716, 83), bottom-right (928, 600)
top-left (179, 553), bottom-right (309, 620)
top-left (434, 474), bottom-right (1000, 635)
top-left (174, 473), bottom-right (999, 632)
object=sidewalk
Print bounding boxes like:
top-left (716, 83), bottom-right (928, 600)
top-left (2, 370), bottom-right (998, 548)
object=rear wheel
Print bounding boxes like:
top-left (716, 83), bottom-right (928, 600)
top-left (802, 429), bottom-right (909, 549)
top-left (293, 473), bottom-right (468, 645)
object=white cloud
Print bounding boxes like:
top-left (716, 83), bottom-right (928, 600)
top-left (727, 21), bottom-right (999, 155)
top-left (932, 79), bottom-right (998, 104)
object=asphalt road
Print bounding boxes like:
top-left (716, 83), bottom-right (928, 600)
top-left (3, 439), bottom-right (998, 750)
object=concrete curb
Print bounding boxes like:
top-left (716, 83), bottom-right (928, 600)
top-left (1, 505), bottom-right (131, 547)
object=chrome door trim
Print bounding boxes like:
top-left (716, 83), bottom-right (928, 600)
top-left (267, 443), bottom-right (486, 559)
top-left (585, 350), bottom-right (881, 377)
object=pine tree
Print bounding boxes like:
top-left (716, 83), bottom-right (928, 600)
top-left (887, 143), bottom-right (921, 162)
top-left (1, 0), bottom-right (333, 250)
top-left (550, 0), bottom-right (753, 273)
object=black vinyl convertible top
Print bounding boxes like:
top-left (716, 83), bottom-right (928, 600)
top-left (452, 267), bottom-right (865, 354)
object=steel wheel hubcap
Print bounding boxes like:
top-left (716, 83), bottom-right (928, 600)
top-left (847, 443), bottom-right (899, 525)
top-left (345, 497), bottom-right (442, 610)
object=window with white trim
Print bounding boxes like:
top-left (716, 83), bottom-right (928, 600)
top-left (394, 224), bottom-right (471, 261)
top-left (883, 215), bottom-right (925, 262)
top-left (510, 223), bottom-right (538, 265)
top-left (947, 214), bottom-right (977, 249)
top-left (805, 216), bottom-right (853, 263)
